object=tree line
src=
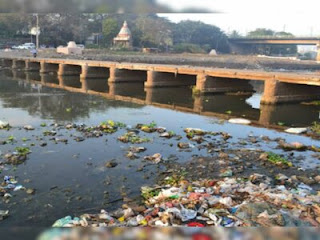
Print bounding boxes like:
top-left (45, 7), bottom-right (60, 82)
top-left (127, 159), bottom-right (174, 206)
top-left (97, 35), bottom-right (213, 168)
top-left (0, 13), bottom-right (297, 55)
top-left (0, 13), bottom-right (230, 53)
top-left (230, 28), bottom-right (297, 55)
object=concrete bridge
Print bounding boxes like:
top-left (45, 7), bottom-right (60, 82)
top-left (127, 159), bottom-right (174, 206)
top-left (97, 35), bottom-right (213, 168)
top-left (229, 38), bottom-right (320, 61)
top-left (6, 70), bottom-right (318, 129)
top-left (1, 57), bottom-right (320, 105)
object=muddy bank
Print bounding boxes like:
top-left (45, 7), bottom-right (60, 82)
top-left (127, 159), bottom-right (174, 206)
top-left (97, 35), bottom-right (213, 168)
top-left (1, 49), bottom-right (320, 72)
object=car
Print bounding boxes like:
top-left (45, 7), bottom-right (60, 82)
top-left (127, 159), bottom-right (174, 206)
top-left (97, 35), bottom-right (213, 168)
top-left (15, 43), bottom-right (36, 50)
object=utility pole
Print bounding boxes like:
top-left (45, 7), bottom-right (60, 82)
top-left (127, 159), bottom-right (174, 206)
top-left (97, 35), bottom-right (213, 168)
top-left (36, 13), bottom-right (39, 50)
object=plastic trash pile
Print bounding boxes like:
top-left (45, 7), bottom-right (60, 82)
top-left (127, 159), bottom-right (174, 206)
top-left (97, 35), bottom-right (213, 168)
top-left (53, 174), bottom-right (320, 227)
top-left (0, 176), bottom-right (27, 220)
top-left (1, 176), bottom-right (25, 196)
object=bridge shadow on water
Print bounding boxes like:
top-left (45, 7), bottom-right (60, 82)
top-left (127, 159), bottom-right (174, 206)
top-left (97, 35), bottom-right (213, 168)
top-left (2, 69), bottom-right (320, 128)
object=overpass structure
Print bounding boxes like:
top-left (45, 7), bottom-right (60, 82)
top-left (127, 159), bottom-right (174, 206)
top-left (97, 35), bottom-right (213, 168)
top-left (228, 38), bottom-right (320, 61)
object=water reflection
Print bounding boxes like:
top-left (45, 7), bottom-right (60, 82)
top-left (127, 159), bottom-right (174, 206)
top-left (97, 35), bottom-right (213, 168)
top-left (0, 76), bottom-right (140, 122)
top-left (2, 70), bottom-right (320, 127)
top-left (259, 104), bottom-right (320, 127)
top-left (108, 82), bottom-right (145, 99)
top-left (145, 87), bottom-right (194, 108)
top-left (194, 94), bottom-right (260, 120)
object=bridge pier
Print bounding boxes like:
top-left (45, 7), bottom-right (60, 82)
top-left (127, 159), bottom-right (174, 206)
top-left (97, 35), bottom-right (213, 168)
top-left (80, 65), bottom-right (110, 79)
top-left (80, 78), bottom-right (88, 92)
top-left (108, 67), bottom-right (146, 83)
top-left (25, 61), bottom-right (40, 72)
top-left (261, 79), bottom-right (320, 104)
top-left (58, 76), bottom-right (81, 88)
top-left (193, 95), bottom-right (204, 113)
top-left (25, 72), bottom-right (41, 82)
top-left (40, 62), bottom-right (59, 74)
top-left (12, 60), bottom-right (26, 70)
top-left (58, 64), bottom-right (81, 76)
top-left (2, 59), bottom-right (13, 68)
top-left (145, 71), bottom-right (196, 88)
top-left (196, 74), bottom-right (254, 94)
top-left (108, 82), bottom-right (144, 97)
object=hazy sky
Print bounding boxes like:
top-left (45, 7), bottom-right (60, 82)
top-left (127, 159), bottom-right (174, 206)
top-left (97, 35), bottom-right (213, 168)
top-left (158, 0), bottom-right (319, 36)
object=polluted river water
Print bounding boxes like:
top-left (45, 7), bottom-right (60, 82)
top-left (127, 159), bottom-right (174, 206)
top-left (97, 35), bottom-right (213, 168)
top-left (0, 70), bottom-right (320, 231)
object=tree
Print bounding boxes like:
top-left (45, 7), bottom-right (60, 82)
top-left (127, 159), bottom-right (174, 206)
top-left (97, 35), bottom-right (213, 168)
top-left (172, 20), bottom-right (229, 53)
top-left (102, 18), bottom-right (119, 46)
top-left (134, 15), bottom-right (173, 49)
top-left (247, 28), bottom-right (275, 38)
top-left (229, 30), bottom-right (242, 38)
top-left (246, 28), bottom-right (297, 55)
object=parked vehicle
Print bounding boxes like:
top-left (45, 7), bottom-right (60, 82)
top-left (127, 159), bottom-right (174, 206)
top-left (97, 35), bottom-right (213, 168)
top-left (13, 43), bottom-right (36, 50)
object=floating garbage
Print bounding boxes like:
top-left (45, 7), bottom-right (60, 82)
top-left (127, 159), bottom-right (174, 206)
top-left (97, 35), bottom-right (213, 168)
top-left (285, 128), bottom-right (308, 134)
top-left (228, 118), bottom-right (251, 125)
top-left (23, 125), bottom-right (35, 130)
top-left (144, 153), bottom-right (162, 164)
top-left (0, 120), bottom-right (10, 130)
top-left (278, 141), bottom-right (308, 152)
top-left (52, 174), bottom-right (320, 227)
top-left (178, 142), bottom-right (194, 149)
top-left (0, 210), bottom-right (9, 221)
top-left (184, 128), bottom-right (207, 135)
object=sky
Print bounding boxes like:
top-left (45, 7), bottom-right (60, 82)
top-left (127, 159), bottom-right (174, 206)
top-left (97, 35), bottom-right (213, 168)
top-left (157, 0), bottom-right (319, 36)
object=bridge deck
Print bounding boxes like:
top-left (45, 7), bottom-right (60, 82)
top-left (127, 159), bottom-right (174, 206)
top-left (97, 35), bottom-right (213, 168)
top-left (2, 56), bottom-right (320, 86)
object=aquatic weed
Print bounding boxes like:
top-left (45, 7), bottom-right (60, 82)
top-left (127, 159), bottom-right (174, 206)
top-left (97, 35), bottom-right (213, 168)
top-left (267, 152), bottom-right (292, 167)
top-left (311, 122), bottom-right (320, 135)
top-left (141, 187), bottom-right (161, 200)
top-left (301, 101), bottom-right (320, 106)
top-left (99, 120), bottom-right (126, 134)
top-left (118, 132), bottom-right (151, 144)
top-left (7, 135), bottom-right (15, 143)
top-left (191, 86), bottom-right (201, 96)
top-left (15, 147), bottom-right (31, 156)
